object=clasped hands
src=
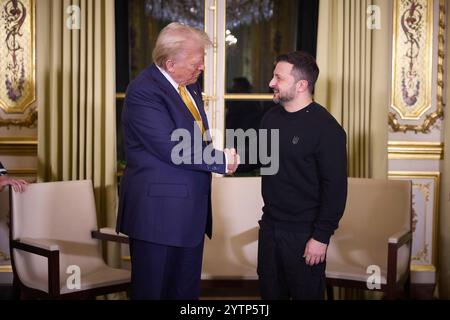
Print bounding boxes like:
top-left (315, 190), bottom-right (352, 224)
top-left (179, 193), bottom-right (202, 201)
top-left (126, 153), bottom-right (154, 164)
top-left (224, 148), bottom-right (240, 174)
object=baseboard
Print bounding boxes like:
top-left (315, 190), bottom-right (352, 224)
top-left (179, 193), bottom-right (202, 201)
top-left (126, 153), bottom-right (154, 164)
top-left (200, 279), bottom-right (260, 298)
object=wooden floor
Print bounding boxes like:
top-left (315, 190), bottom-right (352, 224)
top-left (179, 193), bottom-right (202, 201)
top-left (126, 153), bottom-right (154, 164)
top-left (0, 281), bottom-right (436, 300)
top-left (0, 285), bottom-right (13, 300)
top-left (200, 280), bottom-right (260, 300)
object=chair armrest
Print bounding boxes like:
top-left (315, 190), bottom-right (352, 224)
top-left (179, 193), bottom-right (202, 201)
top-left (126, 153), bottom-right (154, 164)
top-left (386, 229), bottom-right (412, 295)
top-left (11, 238), bottom-right (59, 257)
top-left (11, 238), bottom-right (61, 296)
top-left (92, 228), bottom-right (129, 244)
top-left (388, 229), bottom-right (412, 247)
top-left (20, 238), bottom-right (60, 251)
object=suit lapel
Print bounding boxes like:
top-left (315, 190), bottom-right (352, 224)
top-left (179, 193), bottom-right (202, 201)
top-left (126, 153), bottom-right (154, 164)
top-left (148, 65), bottom-right (210, 141)
top-left (148, 64), bottom-right (198, 123)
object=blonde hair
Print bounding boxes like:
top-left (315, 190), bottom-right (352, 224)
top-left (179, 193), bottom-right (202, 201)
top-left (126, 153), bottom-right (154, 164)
top-left (152, 22), bottom-right (212, 68)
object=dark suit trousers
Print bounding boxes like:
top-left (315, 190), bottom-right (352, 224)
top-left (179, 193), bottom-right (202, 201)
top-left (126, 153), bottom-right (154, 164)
top-left (129, 237), bottom-right (204, 300)
top-left (257, 220), bottom-right (326, 300)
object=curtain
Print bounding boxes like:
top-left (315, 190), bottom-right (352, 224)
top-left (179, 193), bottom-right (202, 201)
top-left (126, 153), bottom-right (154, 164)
top-left (315, 0), bottom-right (389, 179)
top-left (36, 0), bottom-right (119, 267)
top-left (315, 0), bottom-right (391, 299)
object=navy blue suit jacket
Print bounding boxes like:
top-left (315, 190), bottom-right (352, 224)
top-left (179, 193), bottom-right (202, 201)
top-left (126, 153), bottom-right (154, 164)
top-left (117, 64), bottom-right (226, 247)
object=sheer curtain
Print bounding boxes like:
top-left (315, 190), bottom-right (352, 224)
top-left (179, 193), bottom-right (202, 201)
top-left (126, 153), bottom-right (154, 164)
top-left (315, 0), bottom-right (389, 179)
top-left (36, 0), bottom-right (119, 266)
top-left (315, 0), bottom-right (391, 299)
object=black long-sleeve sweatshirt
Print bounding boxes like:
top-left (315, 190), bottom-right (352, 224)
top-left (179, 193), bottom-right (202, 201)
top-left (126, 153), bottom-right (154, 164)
top-left (260, 102), bottom-right (348, 244)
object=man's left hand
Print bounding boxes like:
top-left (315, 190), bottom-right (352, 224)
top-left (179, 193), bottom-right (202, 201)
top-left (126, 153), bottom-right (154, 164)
top-left (303, 238), bottom-right (327, 266)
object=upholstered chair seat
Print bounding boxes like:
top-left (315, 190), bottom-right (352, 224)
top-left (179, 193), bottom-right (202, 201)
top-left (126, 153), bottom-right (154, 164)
top-left (326, 178), bottom-right (412, 299)
top-left (10, 180), bottom-right (130, 299)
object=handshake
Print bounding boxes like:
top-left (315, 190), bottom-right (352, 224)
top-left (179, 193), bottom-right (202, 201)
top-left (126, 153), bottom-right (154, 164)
top-left (224, 148), bottom-right (240, 174)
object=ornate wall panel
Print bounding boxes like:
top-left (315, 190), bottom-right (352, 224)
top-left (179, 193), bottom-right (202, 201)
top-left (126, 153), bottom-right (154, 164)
top-left (389, 172), bottom-right (439, 272)
top-left (0, 0), bottom-right (36, 128)
top-left (388, 0), bottom-right (445, 286)
top-left (389, 0), bottom-right (445, 133)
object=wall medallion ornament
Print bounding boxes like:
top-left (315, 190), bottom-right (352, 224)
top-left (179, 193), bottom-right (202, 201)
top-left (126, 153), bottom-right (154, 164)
top-left (389, 0), bottom-right (445, 133)
top-left (0, 0), bottom-right (36, 127)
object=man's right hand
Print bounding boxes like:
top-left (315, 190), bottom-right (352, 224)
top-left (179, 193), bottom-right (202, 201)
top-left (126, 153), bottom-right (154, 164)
top-left (0, 175), bottom-right (28, 193)
top-left (224, 148), bottom-right (240, 174)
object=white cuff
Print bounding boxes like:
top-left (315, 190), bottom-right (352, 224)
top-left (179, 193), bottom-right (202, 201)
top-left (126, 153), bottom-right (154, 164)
top-left (224, 152), bottom-right (229, 174)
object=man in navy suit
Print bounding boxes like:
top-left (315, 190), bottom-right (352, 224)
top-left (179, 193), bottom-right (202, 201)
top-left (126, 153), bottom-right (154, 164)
top-left (117, 22), bottom-right (239, 300)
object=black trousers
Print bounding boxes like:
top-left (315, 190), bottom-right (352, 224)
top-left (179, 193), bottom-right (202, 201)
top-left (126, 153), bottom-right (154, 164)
top-left (129, 238), bottom-right (204, 300)
top-left (257, 220), bottom-right (326, 300)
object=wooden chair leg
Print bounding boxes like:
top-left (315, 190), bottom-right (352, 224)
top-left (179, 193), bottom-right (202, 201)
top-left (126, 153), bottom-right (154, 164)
top-left (12, 276), bottom-right (21, 300)
top-left (403, 275), bottom-right (411, 299)
top-left (326, 285), bottom-right (334, 300)
top-left (386, 284), bottom-right (397, 300)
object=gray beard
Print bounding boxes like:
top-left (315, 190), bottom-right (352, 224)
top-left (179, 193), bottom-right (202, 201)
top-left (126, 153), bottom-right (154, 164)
top-left (276, 92), bottom-right (296, 106)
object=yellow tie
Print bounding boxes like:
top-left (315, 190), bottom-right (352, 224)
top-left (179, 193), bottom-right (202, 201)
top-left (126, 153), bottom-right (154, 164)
top-left (178, 85), bottom-right (206, 137)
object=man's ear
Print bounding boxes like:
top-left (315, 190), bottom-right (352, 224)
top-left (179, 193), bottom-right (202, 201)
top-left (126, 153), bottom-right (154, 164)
top-left (165, 59), bottom-right (175, 73)
top-left (297, 79), bottom-right (309, 93)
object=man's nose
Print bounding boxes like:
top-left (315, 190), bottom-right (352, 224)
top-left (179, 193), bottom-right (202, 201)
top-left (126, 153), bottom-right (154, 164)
top-left (269, 78), bottom-right (276, 88)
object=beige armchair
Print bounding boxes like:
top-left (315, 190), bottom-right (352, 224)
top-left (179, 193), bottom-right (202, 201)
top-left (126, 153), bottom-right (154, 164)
top-left (9, 180), bottom-right (130, 299)
top-left (326, 178), bottom-right (412, 299)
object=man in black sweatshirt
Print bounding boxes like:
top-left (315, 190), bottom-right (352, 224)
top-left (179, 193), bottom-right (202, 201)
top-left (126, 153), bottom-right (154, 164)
top-left (257, 51), bottom-right (347, 300)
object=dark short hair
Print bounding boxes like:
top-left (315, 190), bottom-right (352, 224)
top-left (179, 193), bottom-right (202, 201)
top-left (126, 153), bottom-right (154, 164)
top-left (275, 51), bottom-right (319, 94)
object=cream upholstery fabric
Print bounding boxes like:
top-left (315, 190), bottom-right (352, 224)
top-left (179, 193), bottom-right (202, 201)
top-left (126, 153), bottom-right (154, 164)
top-left (326, 178), bottom-right (411, 284)
top-left (203, 177), bottom-right (263, 279)
top-left (205, 177), bottom-right (410, 284)
top-left (11, 180), bottom-right (130, 294)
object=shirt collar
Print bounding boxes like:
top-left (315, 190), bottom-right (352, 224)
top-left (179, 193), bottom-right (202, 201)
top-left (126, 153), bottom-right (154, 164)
top-left (156, 65), bottom-right (179, 91)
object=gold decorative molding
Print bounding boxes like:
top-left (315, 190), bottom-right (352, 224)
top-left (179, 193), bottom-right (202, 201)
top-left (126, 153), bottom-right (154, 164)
top-left (211, 0), bottom-right (218, 133)
top-left (388, 111), bottom-right (444, 133)
top-left (389, 171), bottom-right (440, 271)
top-left (436, 0), bottom-right (446, 119)
top-left (388, 141), bottom-right (444, 159)
top-left (0, 137), bottom-right (37, 156)
top-left (116, 92), bottom-right (125, 99)
top-left (412, 180), bottom-right (431, 263)
top-left (410, 264), bottom-right (436, 272)
top-left (224, 94), bottom-right (273, 100)
top-left (202, 93), bottom-right (216, 112)
top-left (389, 0), bottom-right (445, 132)
top-left (7, 169), bottom-right (37, 178)
top-left (0, 250), bottom-right (9, 260)
top-left (0, 106), bottom-right (37, 128)
top-left (0, 265), bottom-right (12, 273)
top-left (412, 243), bottom-right (429, 262)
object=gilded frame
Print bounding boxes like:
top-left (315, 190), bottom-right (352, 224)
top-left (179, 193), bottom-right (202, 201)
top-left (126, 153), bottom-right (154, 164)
top-left (388, 171), bottom-right (440, 271)
top-left (387, 141), bottom-right (444, 159)
top-left (0, 0), bottom-right (36, 114)
top-left (389, 0), bottom-right (445, 133)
